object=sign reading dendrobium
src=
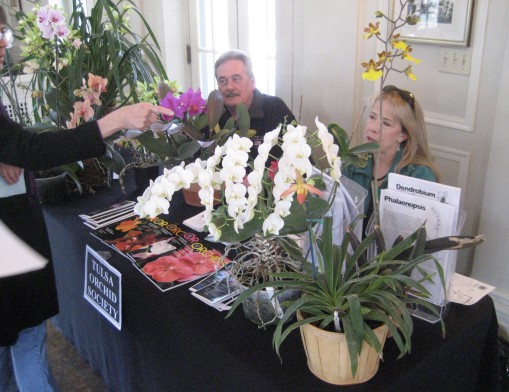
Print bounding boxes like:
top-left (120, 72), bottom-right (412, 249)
top-left (134, 118), bottom-right (342, 243)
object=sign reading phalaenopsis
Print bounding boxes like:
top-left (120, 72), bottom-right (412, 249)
top-left (84, 246), bottom-right (122, 330)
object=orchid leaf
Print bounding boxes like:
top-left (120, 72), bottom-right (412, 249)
top-left (207, 90), bottom-right (224, 130)
top-left (236, 103), bottom-right (250, 134)
top-left (135, 132), bottom-right (175, 158)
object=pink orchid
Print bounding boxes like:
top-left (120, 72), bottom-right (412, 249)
top-left (87, 73), bottom-right (108, 94)
top-left (73, 100), bottom-right (94, 122)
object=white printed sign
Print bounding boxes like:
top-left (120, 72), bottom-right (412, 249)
top-left (84, 246), bottom-right (122, 330)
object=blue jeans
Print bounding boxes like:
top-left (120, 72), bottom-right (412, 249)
top-left (0, 322), bottom-right (59, 392)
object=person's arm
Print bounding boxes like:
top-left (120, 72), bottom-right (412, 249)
top-left (97, 102), bottom-right (173, 138)
top-left (0, 103), bottom-right (173, 171)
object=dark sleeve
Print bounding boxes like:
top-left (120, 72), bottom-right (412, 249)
top-left (0, 117), bottom-right (106, 171)
top-left (263, 96), bottom-right (295, 128)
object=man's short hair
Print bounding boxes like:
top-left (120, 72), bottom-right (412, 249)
top-left (0, 6), bottom-right (7, 25)
top-left (214, 50), bottom-right (254, 80)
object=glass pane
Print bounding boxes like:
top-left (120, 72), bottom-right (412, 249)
top-left (199, 52), bottom-right (216, 97)
top-left (197, 0), bottom-right (212, 49)
top-left (246, 0), bottom-right (275, 94)
top-left (212, 0), bottom-right (230, 51)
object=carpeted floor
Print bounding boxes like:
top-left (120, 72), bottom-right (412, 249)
top-left (47, 320), bottom-right (107, 392)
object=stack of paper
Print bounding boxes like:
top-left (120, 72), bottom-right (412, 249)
top-left (79, 200), bottom-right (136, 229)
top-left (189, 264), bottom-right (240, 311)
top-left (380, 173), bottom-right (462, 311)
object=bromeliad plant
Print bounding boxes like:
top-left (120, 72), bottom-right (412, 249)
top-left (227, 215), bottom-right (484, 377)
top-left (227, 216), bottom-right (447, 377)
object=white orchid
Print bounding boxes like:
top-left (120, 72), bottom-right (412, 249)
top-left (134, 118), bottom-right (344, 243)
top-left (165, 164), bottom-right (194, 190)
top-left (135, 195), bottom-right (170, 218)
top-left (208, 223), bottom-right (222, 242)
top-left (150, 176), bottom-right (176, 200)
top-left (262, 213), bottom-right (285, 236)
top-left (274, 199), bottom-right (292, 218)
top-left (185, 159), bottom-right (207, 183)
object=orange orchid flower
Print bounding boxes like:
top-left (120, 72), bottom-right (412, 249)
top-left (116, 217), bottom-right (142, 232)
top-left (281, 170), bottom-right (323, 205)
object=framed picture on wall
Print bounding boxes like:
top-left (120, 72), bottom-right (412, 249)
top-left (393, 0), bottom-right (474, 47)
top-left (5, 0), bottom-right (21, 13)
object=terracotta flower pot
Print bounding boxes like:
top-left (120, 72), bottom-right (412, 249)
top-left (297, 311), bottom-right (388, 385)
top-left (182, 183), bottom-right (221, 207)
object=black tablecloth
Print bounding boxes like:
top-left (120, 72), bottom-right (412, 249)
top-left (42, 177), bottom-right (501, 392)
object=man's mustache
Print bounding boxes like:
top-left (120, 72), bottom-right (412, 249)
top-left (225, 92), bottom-right (240, 98)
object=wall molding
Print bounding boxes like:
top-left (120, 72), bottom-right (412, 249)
top-left (425, 111), bottom-right (472, 132)
top-left (429, 144), bottom-right (471, 191)
top-left (426, 0), bottom-right (490, 132)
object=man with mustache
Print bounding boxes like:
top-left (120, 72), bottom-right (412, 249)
top-left (215, 50), bottom-right (295, 149)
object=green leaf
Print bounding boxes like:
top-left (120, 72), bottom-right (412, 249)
top-left (192, 114), bottom-right (209, 135)
top-left (236, 103), bottom-right (250, 133)
top-left (207, 90), bottom-right (224, 130)
top-left (177, 140), bottom-right (202, 160)
top-left (135, 132), bottom-right (175, 158)
top-left (97, 143), bottom-right (126, 174)
top-left (347, 295), bottom-right (364, 350)
top-left (349, 142), bottom-right (379, 154)
top-left (280, 197), bottom-right (329, 234)
top-left (342, 317), bottom-right (359, 376)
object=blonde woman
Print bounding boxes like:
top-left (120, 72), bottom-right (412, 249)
top-left (343, 85), bottom-right (440, 231)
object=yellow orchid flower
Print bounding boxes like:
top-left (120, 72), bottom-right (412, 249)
top-left (405, 66), bottom-right (417, 81)
top-left (362, 22), bottom-right (380, 39)
top-left (403, 52), bottom-right (421, 64)
top-left (361, 59), bottom-right (383, 81)
top-left (281, 170), bottom-right (323, 205)
top-left (391, 39), bottom-right (408, 51)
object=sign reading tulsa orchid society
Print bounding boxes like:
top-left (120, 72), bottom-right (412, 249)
top-left (84, 246), bottom-right (122, 330)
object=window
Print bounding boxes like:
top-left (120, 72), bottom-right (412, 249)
top-left (189, 0), bottom-right (275, 97)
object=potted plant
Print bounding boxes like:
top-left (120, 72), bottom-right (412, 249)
top-left (133, 117), bottom-right (377, 324)
top-left (4, 0), bottom-right (168, 198)
top-left (226, 215), bottom-right (484, 384)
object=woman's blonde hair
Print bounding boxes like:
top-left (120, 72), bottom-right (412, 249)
top-left (376, 87), bottom-right (441, 182)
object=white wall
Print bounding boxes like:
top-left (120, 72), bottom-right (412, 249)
top-left (471, 1), bottom-right (509, 338)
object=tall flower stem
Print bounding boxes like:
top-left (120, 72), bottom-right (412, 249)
top-left (54, 35), bottom-right (60, 130)
top-left (370, 1), bottom-right (412, 228)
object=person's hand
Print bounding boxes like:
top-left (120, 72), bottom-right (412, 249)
top-left (97, 102), bottom-right (174, 138)
top-left (0, 162), bottom-right (23, 184)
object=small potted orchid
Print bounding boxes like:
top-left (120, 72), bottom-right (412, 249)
top-left (127, 82), bottom-right (254, 202)
top-left (153, 82), bottom-right (253, 163)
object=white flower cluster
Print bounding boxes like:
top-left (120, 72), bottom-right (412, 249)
top-left (133, 118), bottom-right (342, 241)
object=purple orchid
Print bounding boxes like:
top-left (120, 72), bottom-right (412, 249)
top-left (160, 88), bottom-right (207, 122)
